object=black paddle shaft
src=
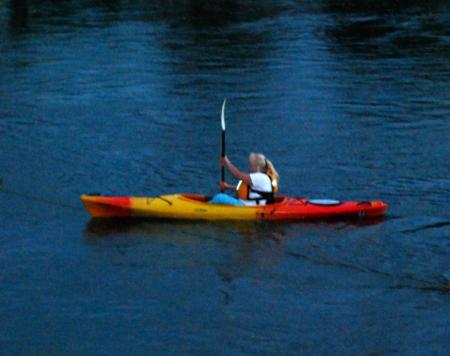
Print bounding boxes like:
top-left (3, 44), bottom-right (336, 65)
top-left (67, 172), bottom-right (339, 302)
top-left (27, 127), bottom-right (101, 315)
top-left (221, 130), bottom-right (225, 192)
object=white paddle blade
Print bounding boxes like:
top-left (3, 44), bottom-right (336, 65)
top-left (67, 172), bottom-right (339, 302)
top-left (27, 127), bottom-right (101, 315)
top-left (221, 99), bottom-right (226, 131)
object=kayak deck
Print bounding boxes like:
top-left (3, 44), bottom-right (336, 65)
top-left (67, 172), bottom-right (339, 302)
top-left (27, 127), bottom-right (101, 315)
top-left (80, 194), bottom-right (388, 221)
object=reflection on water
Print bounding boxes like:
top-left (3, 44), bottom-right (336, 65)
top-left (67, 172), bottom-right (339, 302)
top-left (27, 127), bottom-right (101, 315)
top-left (84, 218), bottom-right (288, 249)
top-left (322, 0), bottom-right (450, 64)
top-left (326, 15), bottom-right (450, 59)
top-left (84, 218), bottom-right (290, 285)
top-left (83, 217), bottom-right (391, 284)
top-left (84, 216), bottom-right (387, 239)
top-left (9, 0), bottom-right (28, 33)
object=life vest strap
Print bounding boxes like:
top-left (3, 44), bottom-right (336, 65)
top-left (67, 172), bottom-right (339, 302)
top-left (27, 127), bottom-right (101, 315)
top-left (248, 188), bottom-right (275, 204)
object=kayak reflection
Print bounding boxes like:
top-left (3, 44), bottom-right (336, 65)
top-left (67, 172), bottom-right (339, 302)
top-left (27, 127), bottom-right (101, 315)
top-left (84, 219), bottom-right (287, 242)
top-left (84, 216), bottom-right (386, 240)
top-left (84, 215), bottom-right (385, 240)
top-left (83, 217), bottom-right (388, 289)
top-left (83, 219), bottom-right (290, 283)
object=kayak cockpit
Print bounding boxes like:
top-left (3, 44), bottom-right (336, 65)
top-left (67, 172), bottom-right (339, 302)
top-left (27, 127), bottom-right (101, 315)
top-left (179, 193), bottom-right (286, 205)
top-left (180, 194), bottom-right (210, 202)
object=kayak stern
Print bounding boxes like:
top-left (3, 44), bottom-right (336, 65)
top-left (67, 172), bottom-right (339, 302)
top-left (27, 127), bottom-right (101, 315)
top-left (81, 195), bottom-right (132, 218)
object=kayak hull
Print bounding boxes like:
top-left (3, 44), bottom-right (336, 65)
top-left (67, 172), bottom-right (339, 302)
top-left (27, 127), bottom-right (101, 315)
top-left (80, 194), bottom-right (388, 221)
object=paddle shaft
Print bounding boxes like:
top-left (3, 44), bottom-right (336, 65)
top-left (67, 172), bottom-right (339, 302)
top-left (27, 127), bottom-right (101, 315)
top-left (221, 129), bottom-right (225, 192)
top-left (220, 99), bottom-right (227, 193)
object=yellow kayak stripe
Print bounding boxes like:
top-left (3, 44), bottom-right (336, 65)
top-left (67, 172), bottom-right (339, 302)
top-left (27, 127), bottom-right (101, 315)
top-left (129, 194), bottom-right (259, 220)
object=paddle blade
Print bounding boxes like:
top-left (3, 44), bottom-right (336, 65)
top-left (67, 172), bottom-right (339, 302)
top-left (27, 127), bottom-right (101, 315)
top-left (221, 99), bottom-right (226, 131)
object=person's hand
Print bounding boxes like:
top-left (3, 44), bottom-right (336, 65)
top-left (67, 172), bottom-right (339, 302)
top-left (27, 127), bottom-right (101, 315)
top-left (220, 181), bottom-right (233, 191)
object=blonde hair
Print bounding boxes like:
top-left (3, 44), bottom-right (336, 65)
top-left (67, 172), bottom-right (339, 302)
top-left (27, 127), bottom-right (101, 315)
top-left (249, 153), bottom-right (280, 181)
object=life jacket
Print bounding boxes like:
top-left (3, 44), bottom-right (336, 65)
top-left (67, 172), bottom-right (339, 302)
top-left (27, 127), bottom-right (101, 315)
top-left (236, 172), bottom-right (278, 204)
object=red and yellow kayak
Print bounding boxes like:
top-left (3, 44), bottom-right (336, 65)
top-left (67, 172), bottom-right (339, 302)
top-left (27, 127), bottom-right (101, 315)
top-left (80, 194), bottom-right (388, 221)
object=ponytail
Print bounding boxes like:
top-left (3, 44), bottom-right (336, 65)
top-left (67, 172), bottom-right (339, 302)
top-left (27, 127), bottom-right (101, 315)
top-left (265, 159), bottom-right (280, 182)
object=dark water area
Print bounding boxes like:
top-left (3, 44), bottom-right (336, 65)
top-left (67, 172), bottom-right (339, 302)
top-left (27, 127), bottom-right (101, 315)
top-left (1, 0), bottom-right (449, 354)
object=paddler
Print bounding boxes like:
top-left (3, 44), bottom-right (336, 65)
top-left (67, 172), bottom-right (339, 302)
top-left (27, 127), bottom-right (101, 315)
top-left (209, 152), bottom-right (279, 206)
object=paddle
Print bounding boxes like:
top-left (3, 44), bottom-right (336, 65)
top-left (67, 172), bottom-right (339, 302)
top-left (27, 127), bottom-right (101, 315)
top-left (220, 99), bottom-right (226, 192)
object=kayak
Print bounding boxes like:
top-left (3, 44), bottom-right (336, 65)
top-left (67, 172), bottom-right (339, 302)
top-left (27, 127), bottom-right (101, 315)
top-left (80, 194), bottom-right (388, 221)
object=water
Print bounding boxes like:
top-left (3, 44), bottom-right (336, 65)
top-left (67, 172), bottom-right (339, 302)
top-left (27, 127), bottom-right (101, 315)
top-left (0, 1), bottom-right (449, 354)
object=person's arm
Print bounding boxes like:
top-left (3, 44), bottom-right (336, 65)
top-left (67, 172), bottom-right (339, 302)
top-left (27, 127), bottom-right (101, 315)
top-left (221, 156), bottom-right (252, 186)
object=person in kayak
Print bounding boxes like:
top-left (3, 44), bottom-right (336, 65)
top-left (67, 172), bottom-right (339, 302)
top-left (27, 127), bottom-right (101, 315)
top-left (209, 153), bottom-right (279, 206)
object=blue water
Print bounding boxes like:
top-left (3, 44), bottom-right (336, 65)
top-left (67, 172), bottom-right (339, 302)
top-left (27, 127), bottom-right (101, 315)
top-left (1, 1), bottom-right (449, 354)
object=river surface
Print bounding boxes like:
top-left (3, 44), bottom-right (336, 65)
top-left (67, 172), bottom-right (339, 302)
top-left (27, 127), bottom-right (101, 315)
top-left (0, 1), bottom-right (449, 354)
